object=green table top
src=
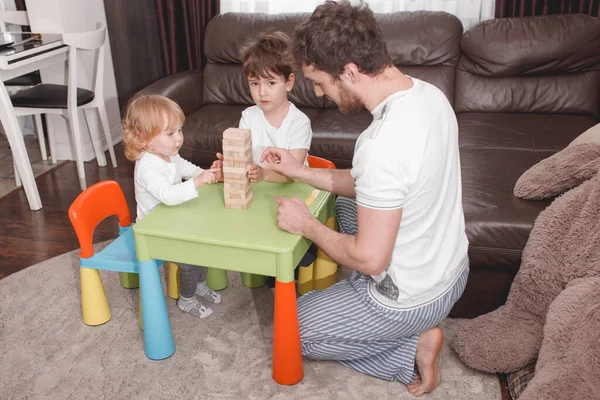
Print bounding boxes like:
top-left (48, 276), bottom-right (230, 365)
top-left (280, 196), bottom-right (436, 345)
top-left (133, 182), bottom-right (331, 255)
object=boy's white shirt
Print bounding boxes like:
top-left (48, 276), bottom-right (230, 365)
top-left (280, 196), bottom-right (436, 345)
top-left (135, 151), bottom-right (203, 221)
top-left (351, 77), bottom-right (469, 308)
top-left (239, 102), bottom-right (312, 164)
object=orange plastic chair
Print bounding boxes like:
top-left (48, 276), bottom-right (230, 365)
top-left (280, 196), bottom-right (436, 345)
top-left (307, 155), bottom-right (336, 169)
top-left (298, 156), bottom-right (338, 294)
top-left (68, 180), bottom-right (177, 322)
top-left (68, 180), bottom-right (140, 326)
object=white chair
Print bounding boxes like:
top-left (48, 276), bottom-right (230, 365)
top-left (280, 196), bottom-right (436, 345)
top-left (10, 25), bottom-right (117, 191)
top-left (0, 7), bottom-right (48, 179)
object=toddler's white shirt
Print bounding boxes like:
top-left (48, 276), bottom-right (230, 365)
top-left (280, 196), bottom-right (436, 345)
top-left (135, 151), bottom-right (203, 221)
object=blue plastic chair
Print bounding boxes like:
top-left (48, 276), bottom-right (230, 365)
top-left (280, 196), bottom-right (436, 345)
top-left (68, 180), bottom-right (174, 360)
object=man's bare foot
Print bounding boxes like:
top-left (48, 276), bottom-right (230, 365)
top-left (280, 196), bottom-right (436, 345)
top-left (407, 326), bottom-right (443, 397)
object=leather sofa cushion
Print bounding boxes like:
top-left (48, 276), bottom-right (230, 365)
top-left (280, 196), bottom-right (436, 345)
top-left (455, 14), bottom-right (600, 118)
top-left (460, 14), bottom-right (600, 77)
top-left (140, 70), bottom-right (204, 117)
top-left (455, 69), bottom-right (600, 118)
top-left (402, 65), bottom-right (456, 107)
top-left (459, 112), bottom-right (598, 271)
top-left (180, 104), bottom-right (247, 167)
top-left (310, 109), bottom-right (372, 169)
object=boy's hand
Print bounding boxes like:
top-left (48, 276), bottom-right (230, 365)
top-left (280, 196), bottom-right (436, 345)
top-left (247, 164), bottom-right (264, 182)
top-left (211, 153), bottom-right (224, 182)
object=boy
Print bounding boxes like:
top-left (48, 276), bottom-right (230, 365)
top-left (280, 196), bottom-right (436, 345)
top-left (213, 31), bottom-right (312, 182)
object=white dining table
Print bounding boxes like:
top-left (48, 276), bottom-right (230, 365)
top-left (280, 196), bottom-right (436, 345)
top-left (0, 32), bottom-right (67, 210)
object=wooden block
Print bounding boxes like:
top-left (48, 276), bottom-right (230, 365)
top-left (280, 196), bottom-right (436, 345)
top-left (224, 187), bottom-right (249, 196)
top-left (223, 176), bottom-right (249, 185)
top-left (224, 185), bottom-right (252, 199)
top-left (223, 169), bottom-right (246, 179)
top-left (223, 136), bottom-right (248, 145)
top-left (225, 194), bottom-right (253, 206)
top-left (223, 160), bottom-right (250, 169)
top-left (223, 138), bottom-right (252, 152)
top-left (223, 184), bottom-right (252, 194)
top-left (224, 146), bottom-right (252, 162)
top-left (225, 194), bottom-right (253, 204)
top-left (224, 182), bottom-right (251, 191)
top-left (225, 201), bottom-right (252, 210)
top-left (224, 183), bottom-right (252, 195)
top-left (223, 127), bottom-right (253, 210)
top-left (223, 160), bottom-right (251, 180)
top-left (223, 166), bottom-right (247, 174)
top-left (225, 192), bottom-right (253, 210)
top-left (224, 192), bottom-right (251, 200)
top-left (223, 128), bottom-right (251, 139)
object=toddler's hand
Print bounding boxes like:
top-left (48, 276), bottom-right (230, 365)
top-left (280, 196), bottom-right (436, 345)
top-left (247, 164), bottom-right (264, 183)
top-left (211, 153), bottom-right (224, 182)
top-left (194, 168), bottom-right (218, 187)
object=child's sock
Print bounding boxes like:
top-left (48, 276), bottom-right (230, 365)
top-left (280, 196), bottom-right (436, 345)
top-left (196, 281), bottom-right (222, 304)
top-left (178, 295), bottom-right (213, 318)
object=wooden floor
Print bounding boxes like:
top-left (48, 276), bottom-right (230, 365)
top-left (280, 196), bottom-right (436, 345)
top-left (0, 142), bottom-right (512, 400)
top-left (0, 143), bottom-right (136, 280)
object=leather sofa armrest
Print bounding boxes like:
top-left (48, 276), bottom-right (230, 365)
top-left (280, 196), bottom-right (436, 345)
top-left (139, 70), bottom-right (203, 116)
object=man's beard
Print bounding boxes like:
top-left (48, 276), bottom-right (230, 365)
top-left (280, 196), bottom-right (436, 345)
top-left (337, 82), bottom-right (364, 114)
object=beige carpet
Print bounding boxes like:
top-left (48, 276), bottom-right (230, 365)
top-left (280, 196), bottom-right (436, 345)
top-left (0, 243), bottom-right (500, 399)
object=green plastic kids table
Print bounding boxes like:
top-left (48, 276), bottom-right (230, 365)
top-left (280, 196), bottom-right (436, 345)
top-left (133, 181), bottom-right (334, 385)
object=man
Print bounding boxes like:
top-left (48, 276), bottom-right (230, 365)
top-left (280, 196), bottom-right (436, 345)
top-left (260, 1), bottom-right (469, 396)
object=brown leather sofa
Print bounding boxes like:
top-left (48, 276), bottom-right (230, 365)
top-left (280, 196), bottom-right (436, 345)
top-left (140, 12), bottom-right (600, 318)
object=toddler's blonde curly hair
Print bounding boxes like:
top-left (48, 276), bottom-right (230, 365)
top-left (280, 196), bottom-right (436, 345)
top-left (122, 93), bottom-right (185, 161)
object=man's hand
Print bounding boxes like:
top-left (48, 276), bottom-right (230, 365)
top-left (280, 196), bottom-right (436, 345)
top-left (211, 153), bottom-right (224, 182)
top-left (274, 196), bottom-right (315, 235)
top-left (247, 164), bottom-right (264, 182)
top-left (260, 147), bottom-right (305, 180)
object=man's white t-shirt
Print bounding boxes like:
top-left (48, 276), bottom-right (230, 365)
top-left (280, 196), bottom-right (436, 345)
top-left (134, 152), bottom-right (203, 221)
top-left (239, 102), bottom-right (312, 164)
top-left (351, 77), bottom-right (469, 309)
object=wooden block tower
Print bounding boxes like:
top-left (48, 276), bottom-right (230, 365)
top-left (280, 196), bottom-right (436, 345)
top-left (222, 128), bottom-right (253, 209)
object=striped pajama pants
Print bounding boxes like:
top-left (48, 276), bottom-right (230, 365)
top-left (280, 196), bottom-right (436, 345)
top-left (297, 196), bottom-right (469, 384)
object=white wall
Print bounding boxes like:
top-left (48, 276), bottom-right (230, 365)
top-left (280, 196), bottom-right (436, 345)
top-left (24, 0), bottom-right (122, 162)
top-left (220, 0), bottom-right (496, 30)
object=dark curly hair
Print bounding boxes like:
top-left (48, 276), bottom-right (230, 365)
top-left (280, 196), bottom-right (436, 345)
top-left (292, 0), bottom-right (392, 79)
